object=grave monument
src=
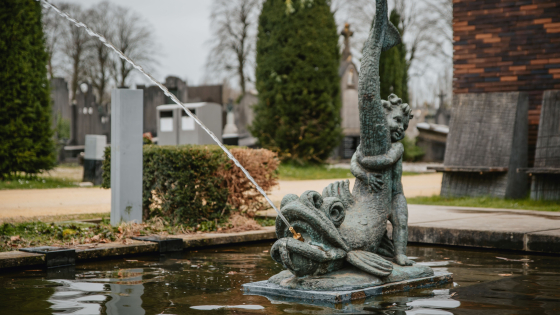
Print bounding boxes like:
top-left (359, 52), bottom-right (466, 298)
top-left (430, 92), bottom-right (529, 199)
top-left (243, 0), bottom-right (451, 303)
top-left (520, 90), bottom-right (560, 200)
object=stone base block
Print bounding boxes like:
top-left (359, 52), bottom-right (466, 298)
top-left (83, 159), bottom-right (104, 185)
top-left (530, 174), bottom-right (560, 200)
top-left (243, 268), bottom-right (452, 304)
top-left (441, 172), bottom-right (510, 198)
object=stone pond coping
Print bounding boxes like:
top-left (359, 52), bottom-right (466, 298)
top-left (1, 204), bottom-right (560, 270)
top-left (0, 227), bottom-right (276, 270)
top-left (258, 204), bottom-right (560, 255)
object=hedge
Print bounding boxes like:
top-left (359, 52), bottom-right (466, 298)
top-left (102, 145), bottom-right (279, 226)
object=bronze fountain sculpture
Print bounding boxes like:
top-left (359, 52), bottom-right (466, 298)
top-left (244, 0), bottom-right (451, 302)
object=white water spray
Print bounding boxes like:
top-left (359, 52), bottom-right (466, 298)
top-left (38, 0), bottom-right (294, 229)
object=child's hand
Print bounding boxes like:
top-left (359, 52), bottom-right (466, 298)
top-left (367, 173), bottom-right (384, 193)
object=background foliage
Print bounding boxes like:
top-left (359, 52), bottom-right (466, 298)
top-left (402, 135), bottom-right (424, 162)
top-left (379, 9), bottom-right (409, 104)
top-left (0, 0), bottom-right (56, 179)
top-left (102, 145), bottom-right (278, 226)
top-left (251, 0), bottom-right (343, 164)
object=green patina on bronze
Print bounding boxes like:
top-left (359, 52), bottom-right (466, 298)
top-left (267, 0), bottom-right (430, 291)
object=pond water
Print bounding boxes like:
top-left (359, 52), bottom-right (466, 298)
top-left (0, 242), bottom-right (559, 314)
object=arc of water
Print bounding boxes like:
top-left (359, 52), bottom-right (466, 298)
top-left (37, 0), bottom-right (295, 230)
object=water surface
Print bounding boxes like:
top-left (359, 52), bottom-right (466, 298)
top-left (1, 242), bottom-right (559, 314)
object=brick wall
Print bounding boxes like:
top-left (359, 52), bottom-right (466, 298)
top-left (453, 0), bottom-right (560, 165)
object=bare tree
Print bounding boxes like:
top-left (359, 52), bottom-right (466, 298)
top-left (334, 0), bottom-right (453, 105)
top-left (55, 3), bottom-right (91, 102)
top-left (205, 0), bottom-right (262, 95)
top-left (110, 5), bottom-right (158, 88)
top-left (42, 4), bottom-right (66, 79)
top-left (85, 2), bottom-right (114, 108)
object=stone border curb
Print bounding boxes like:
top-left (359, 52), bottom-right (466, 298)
top-left (0, 227), bottom-right (276, 271)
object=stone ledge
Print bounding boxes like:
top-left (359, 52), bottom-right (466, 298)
top-left (0, 227), bottom-right (277, 270)
top-left (176, 226), bottom-right (276, 248)
top-left (526, 229), bottom-right (560, 254)
top-left (0, 251), bottom-right (45, 269)
top-left (408, 226), bottom-right (526, 251)
top-left (75, 241), bottom-right (159, 260)
top-left (408, 225), bottom-right (560, 254)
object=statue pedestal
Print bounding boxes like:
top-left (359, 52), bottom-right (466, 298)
top-left (243, 266), bottom-right (452, 304)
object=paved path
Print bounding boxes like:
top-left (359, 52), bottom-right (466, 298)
top-left (0, 173), bottom-right (442, 220)
top-left (406, 205), bottom-right (560, 253)
top-left (268, 173), bottom-right (442, 204)
top-left (0, 188), bottom-right (111, 219)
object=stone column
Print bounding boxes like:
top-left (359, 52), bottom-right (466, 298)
top-left (111, 89), bottom-right (143, 225)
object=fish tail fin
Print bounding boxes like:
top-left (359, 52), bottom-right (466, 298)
top-left (346, 250), bottom-right (393, 277)
top-left (382, 21), bottom-right (401, 52)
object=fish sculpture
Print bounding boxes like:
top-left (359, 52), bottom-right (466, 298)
top-left (268, 0), bottom-right (432, 286)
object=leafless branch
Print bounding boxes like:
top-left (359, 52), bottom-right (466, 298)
top-left (205, 0), bottom-right (262, 95)
top-left (84, 1), bottom-right (114, 108)
top-left (110, 5), bottom-right (158, 88)
top-left (333, 0), bottom-right (453, 106)
top-left (51, 2), bottom-right (92, 101)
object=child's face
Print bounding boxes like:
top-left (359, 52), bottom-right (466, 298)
top-left (386, 106), bottom-right (407, 142)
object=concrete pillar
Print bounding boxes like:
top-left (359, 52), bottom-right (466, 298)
top-left (111, 89), bottom-right (143, 226)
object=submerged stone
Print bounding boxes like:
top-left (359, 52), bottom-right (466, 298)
top-left (268, 263), bottom-right (434, 291)
top-left (243, 270), bottom-right (452, 304)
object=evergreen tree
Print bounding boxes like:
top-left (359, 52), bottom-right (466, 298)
top-left (251, 0), bottom-right (342, 164)
top-left (379, 9), bottom-right (409, 104)
top-left (0, 0), bottom-right (56, 178)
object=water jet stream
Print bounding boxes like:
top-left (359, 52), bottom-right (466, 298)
top-left (37, 0), bottom-right (294, 231)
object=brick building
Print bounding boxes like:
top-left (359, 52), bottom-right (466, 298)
top-left (453, 0), bottom-right (560, 164)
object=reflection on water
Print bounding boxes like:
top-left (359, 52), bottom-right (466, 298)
top-left (0, 242), bottom-right (559, 314)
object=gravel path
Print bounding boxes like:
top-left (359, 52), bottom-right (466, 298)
top-left (0, 173), bottom-right (442, 220)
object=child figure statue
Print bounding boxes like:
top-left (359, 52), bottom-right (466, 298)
top-left (350, 93), bottom-right (415, 267)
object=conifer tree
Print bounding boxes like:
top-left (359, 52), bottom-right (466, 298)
top-left (379, 9), bottom-right (409, 104)
top-left (0, 0), bottom-right (56, 178)
top-left (251, 0), bottom-right (342, 164)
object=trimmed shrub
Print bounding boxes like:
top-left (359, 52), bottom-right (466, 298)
top-left (218, 148), bottom-right (279, 215)
top-left (102, 145), bottom-right (279, 226)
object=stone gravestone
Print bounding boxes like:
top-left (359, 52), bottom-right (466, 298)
top-left (110, 89), bottom-right (143, 226)
top-left (222, 99), bottom-right (239, 145)
top-left (522, 90), bottom-right (560, 200)
top-left (83, 135), bottom-right (106, 185)
top-left (432, 92), bottom-right (529, 199)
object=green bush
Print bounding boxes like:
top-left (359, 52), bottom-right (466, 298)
top-left (0, 0), bottom-right (56, 179)
top-left (402, 135), bottom-right (424, 162)
top-left (251, 0), bottom-right (343, 164)
top-left (102, 145), bottom-right (279, 226)
top-left (379, 9), bottom-right (409, 104)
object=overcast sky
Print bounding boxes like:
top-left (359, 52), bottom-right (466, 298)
top-left (53, 0), bottom-right (450, 106)
top-left (61, 0), bottom-right (213, 86)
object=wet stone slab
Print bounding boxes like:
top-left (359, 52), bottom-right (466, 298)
top-left (243, 271), bottom-right (453, 304)
top-left (0, 251), bottom-right (45, 269)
